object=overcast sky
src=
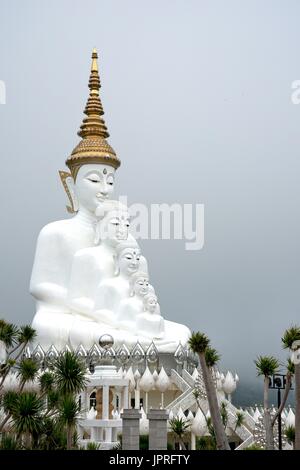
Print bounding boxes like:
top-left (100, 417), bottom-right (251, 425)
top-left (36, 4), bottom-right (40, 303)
top-left (1, 0), bottom-right (300, 404)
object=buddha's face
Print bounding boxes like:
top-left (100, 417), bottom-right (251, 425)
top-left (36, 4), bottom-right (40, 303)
top-left (118, 248), bottom-right (141, 276)
top-left (75, 164), bottom-right (115, 213)
top-left (146, 295), bottom-right (158, 314)
top-left (101, 210), bottom-right (130, 243)
top-left (134, 276), bottom-right (149, 297)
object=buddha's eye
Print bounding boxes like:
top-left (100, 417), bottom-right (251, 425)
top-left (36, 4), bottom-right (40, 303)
top-left (125, 255), bottom-right (133, 260)
top-left (87, 173), bottom-right (101, 183)
top-left (107, 181), bottom-right (114, 186)
top-left (136, 256), bottom-right (140, 261)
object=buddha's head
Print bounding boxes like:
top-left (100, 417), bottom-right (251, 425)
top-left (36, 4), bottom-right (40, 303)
top-left (59, 50), bottom-right (120, 215)
top-left (94, 201), bottom-right (130, 246)
top-left (115, 241), bottom-right (141, 277)
top-left (143, 293), bottom-right (158, 314)
top-left (130, 272), bottom-right (149, 298)
top-left (75, 164), bottom-right (115, 212)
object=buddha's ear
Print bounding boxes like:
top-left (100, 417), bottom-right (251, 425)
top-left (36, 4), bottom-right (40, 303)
top-left (59, 171), bottom-right (79, 214)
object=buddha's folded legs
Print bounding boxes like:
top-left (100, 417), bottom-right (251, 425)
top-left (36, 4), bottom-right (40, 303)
top-left (32, 309), bottom-right (74, 350)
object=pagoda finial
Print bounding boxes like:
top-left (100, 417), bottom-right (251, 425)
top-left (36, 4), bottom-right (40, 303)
top-left (91, 48), bottom-right (98, 72)
top-left (66, 49), bottom-right (120, 179)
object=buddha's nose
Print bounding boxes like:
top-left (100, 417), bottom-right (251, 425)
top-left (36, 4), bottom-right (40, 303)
top-left (100, 182), bottom-right (108, 196)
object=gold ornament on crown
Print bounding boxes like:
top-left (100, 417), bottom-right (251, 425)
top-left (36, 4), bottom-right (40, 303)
top-left (65, 48), bottom-right (120, 181)
top-left (59, 171), bottom-right (78, 214)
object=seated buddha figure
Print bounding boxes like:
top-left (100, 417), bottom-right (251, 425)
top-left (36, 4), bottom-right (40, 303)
top-left (67, 200), bottom-right (131, 318)
top-left (116, 272), bottom-right (150, 331)
top-left (92, 240), bottom-right (145, 324)
top-left (136, 292), bottom-right (165, 339)
top-left (30, 50), bottom-right (121, 350)
top-left (30, 49), bottom-right (191, 353)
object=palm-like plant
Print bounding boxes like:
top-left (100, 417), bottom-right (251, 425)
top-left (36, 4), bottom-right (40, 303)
top-left (17, 358), bottom-right (39, 390)
top-left (0, 433), bottom-right (20, 450)
top-left (254, 355), bottom-right (279, 449)
top-left (205, 416), bottom-right (217, 448)
top-left (220, 401), bottom-right (228, 429)
top-left (0, 322), bottom-right (37, 393)
top-left (234, 411), bottom-right (245, 431)
top-left (52, 352), bottom-right (87, 449)
top-left (0, 390), bottom-right (18, 432)
top-left (205, 347), bottom-right (221, 368)
top-left (53, 351), bottom-right (87, 396)
top-left (285, 425), bottom-right (295, 449)
top-left (188, 332), bottom-right (230, 450)
top-left (282, 325), bottom-right (300, 450)
top-left (58, 395), bottom-right (80, 450)
top-left (10, 392), bottom-right (44, 448)
top-left (169, 417), bottom-right (190, 450)
top-left (39, 371), bottom-right (55, 395)
top-left (0, 320), bottom-right (18, 349)
top-left (17, 325), bottom-right (36, 346)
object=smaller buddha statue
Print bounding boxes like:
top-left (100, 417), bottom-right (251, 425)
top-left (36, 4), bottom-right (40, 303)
top-left (93, 240), bottom-right (144, 324)
top-left (116, 272), bottom-right (150, 331)
top-left (136, 292), bottom-right (165, 339)
top-left (67, 200), bottom-right (131, 318)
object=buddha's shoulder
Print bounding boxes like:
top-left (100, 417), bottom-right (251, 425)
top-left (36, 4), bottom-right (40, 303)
top-left (38, 218), bottom-right (78, 240)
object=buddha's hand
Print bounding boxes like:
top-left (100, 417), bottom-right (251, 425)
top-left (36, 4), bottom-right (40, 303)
top-left (93, 308), bottom-right (116, 326)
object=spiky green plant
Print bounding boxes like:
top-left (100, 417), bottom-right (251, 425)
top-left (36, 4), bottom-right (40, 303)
top-left (17, 325), bottom-right (36, 345)
top-left (282, 325), bottom-right (300, 450)
top-left (234, 411), bottom-right (245, 431)
top-left (53, 351), bottom-right (87, 396)
top-left (86, 441), bottom-right (100, 450)
top-left (254, 355), bottom-right (279, 450)
top-left (10, 392), bottom-right (44, 448)
top-left (189, 332), bottom-right (230, 450)
top-left (58, 395), bottom-right (80, 450)
top-left (255, 355), bottom-right (279, 377)
top-left (169, 417), bottom-right (190, 450)
top-left (205, 347), bottom-right (221, 368)
top-left (0, 433), bottom-right (20, 450)
top-left (39, 371), bottom-right (55, 395)
top-left (17, 358), bottom-right (39, 390)
top-left (220, 402), bottom-right (228, 429)
top-left (285, 425), bottom-right (295, 448)
top-left (0, 320), bottom-right (18, 348)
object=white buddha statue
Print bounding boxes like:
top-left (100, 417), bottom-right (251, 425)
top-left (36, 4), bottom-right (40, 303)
top-left (30, 49), bottom-right (191, 353)
top-left (116, 272), bottom-right (150, 331)
top-left (93, 240), bottom-right (143, 321)
top-left (136, 292), bottom-right (165, 340)
top-left (67, 200), bottom-right (131, 318)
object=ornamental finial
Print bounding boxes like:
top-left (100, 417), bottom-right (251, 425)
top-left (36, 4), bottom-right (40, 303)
top-left (65, 49), bottom-right (120, 180)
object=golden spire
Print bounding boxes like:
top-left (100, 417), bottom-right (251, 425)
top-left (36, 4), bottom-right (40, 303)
top-left (66, 49), bottom-right (120, 180)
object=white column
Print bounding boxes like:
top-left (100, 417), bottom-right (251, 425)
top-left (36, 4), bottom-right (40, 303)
top-left (112, 426), bottom-right (117, 443)
top-left (134, 389), bottom-right (140, 409)
top-left (102, 385), bottom-right (109, 419)
top-left (122, 385), bottom-right (129, 409)
top-left (191, 432), bottom-right (196, 450)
